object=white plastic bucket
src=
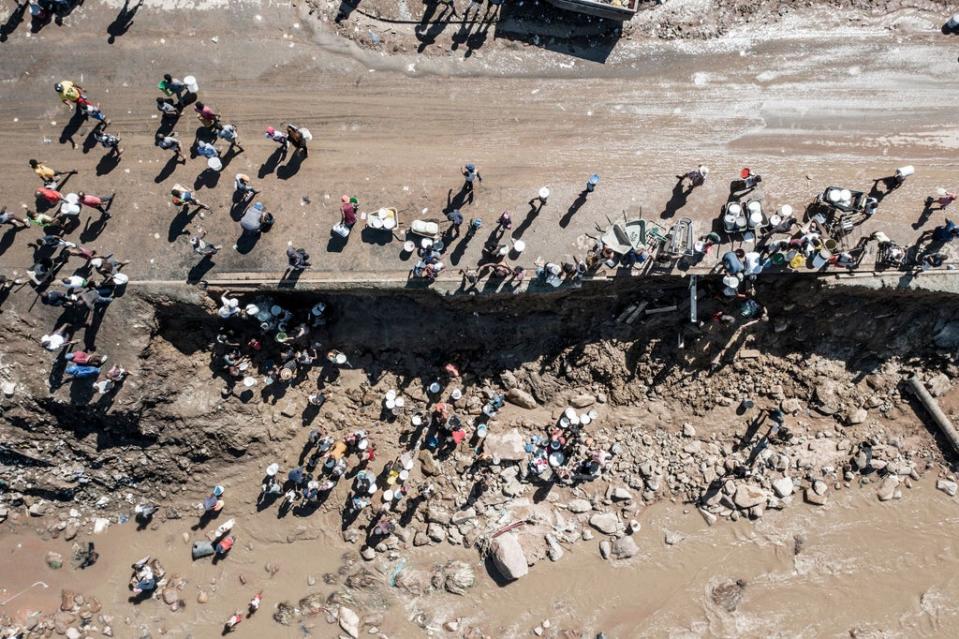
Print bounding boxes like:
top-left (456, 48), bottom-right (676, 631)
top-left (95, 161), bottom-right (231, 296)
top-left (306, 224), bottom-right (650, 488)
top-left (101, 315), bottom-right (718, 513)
top-left (184, 75), bottom-right (199, 93)
top-left (207, 157), bottom-right (222, 172)
top-left (538, 187), bottom-right (550, 200)
top-left (896, 165), bottom-right (914, 178)
top-left (512, 240), bottom-right (526, 254)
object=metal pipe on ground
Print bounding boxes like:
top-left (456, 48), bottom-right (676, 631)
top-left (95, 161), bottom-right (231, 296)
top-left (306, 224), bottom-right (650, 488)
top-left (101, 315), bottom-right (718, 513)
top-left (905, 375), bottom-right (959, 456)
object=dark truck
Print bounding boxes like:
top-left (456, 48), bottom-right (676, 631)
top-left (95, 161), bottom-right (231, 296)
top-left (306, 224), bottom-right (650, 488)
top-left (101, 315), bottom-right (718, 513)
top-left (545, 0), bottom-right (639, 20)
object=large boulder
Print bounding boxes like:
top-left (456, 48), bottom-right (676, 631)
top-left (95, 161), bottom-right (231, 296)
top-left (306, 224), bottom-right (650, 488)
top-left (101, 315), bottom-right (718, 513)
top-left (610, 536), bottom-right (639, 559)
top-left (588, 512), bottom-right (620, 535)
top-left (490, 533), bottom-right (528, 581)
top-left (733, 485), bottom-right (767, 510)
top-left (506, 388), bottom-right (538, 409)
top-left (483, 429), bottom-right (526, 462)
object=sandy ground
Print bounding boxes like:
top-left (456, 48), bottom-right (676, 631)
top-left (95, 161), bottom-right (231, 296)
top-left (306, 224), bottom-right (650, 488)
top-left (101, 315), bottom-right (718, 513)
top-left (0, 1), bottom-right (958, 286)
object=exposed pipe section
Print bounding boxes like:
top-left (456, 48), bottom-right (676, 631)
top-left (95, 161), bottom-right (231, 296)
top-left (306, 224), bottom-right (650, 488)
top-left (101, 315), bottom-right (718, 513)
top-left (905, 375), bottom-right (959, 456)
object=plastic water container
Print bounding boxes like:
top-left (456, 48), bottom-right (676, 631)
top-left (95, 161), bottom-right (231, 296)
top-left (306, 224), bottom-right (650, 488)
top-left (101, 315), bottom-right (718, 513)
top-left (896, 165), bottom-right (914, 179)
top-left (184, 75), bottom-right (199, 93)
top-left (949, 13), bottom-right (959, 28)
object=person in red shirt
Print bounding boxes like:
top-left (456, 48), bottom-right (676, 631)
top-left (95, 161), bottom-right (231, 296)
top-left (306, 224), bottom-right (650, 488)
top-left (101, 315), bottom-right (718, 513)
top-left (77, 191), bottom-right (115, 215)
top-left (340, 195), bottom-right (357, 227)
top-left (64, 351), bottom-right (108, 366)
top-left (36, 187), bottom-right (63, 205)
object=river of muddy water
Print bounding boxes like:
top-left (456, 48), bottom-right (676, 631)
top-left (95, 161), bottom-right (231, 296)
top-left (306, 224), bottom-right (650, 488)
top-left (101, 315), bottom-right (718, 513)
top-left (2, 476), bottom-right (958, 638)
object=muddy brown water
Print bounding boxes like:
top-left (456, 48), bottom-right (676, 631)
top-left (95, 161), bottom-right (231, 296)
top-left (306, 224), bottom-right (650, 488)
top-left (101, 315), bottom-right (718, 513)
top-left (3, 478), bottom-right (958, 638)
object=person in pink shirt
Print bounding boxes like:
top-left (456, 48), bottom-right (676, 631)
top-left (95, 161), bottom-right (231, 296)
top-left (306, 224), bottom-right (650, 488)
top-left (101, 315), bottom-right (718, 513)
top-left (35, 187), bottom-right (63, 206)
top-left (77, 191), bottom-right (115, 215)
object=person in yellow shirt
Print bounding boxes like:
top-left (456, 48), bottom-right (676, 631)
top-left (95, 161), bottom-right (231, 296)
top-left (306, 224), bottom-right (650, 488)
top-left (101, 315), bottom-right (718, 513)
top-left (28, 159), bottom-right (75, 186)
top-left (55, 80), bottom-right (84, 106)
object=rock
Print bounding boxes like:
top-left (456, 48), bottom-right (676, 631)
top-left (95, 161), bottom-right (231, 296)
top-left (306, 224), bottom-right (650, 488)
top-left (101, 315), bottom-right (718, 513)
top-left (161, 589), bottom-right (177, 605)
top-left (64, 522), bottom-right (79, 541)
top-left (45, 551), bottom-right (63, 569)
top-left (937, 479), bottom-right (958, 497)
top-left (0, 506), bottom-right (7, 522)
top-left (545, 534), bottom-right (564, 562)
top-left (804, 486), bottom-right (828, 506)
top-left (502, 477), bottom-right (523, 497)
top-left (664, 530), bottom-right (686, 546)
top-left (733, 485), bottom-right (767, 510)
top-left (360, 547), bottom-right (376, 561)
top-left (780, 398), bottom-right (803, 414)
top-left (682, 423), bottom-right (696, 438)
top-left (588, 512), bottom-right (620, 535)
top-left (413, 531), bottom-right (430, 546)
top-left (599, 540), bottom-right (611, 559)
top-left (506, 388), bottom-right (537, 409)
top-left (483, 429), bottom-right (527, 462)
top-left (60, 589), bottom-right (75, 611)
top-left (426, 505), bottom-right (451, 525)
top-left (28, 502), bottom-right (46, 517)
top-left (569, 394), bottom-right (595, 408)
top-left (338, 606), bottom-right (360, 638)
top-left (610, 536), bottom-right (639, 559)
top-left (845, 408), bottom-right (868, 426)
top-left (566, 499), bottom-right (592, 513)
top-left (710, 579), bottom-right (747, 612)
top-left (93, 518), bottom-right (110, 534)
top-left (772, 477), bottom-right (794, 498)
top-left (418, 450), bottom-right (441, 476)
top-left (877, 475), bottom-right (900, 502)
top-left (103, 626), bottom-right (113, 636)
top-left (444, 621), bottom-right (460, 632)
top-left (698, 508), bottom-right (718, 526)
top-left (934, 320), bottom-right (959, 349)
top-left (609, 487), bottom-right (632, 501)
top-left (442, 560), bottom-right (475, 595)
top-left (427, 523), bottom-right (447, 543)
top-left (490, 533), bottom-right (528, 580)
top-left (813, 381), bottom-right (841, 415)
top-left (197, 591), bottom-right (208, 604)
top-left (1, 381), bottom-right (15, 397)
top-left (927, 373), bottom-right (951, 398)
top-left (66, 628), bottom-right (81, 639)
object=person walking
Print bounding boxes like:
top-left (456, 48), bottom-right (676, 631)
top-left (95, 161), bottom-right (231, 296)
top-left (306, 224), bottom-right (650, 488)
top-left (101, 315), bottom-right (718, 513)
top-left (926, 189), bottom-right (957, 211)
top-left (77, 191), bottom-right (115, 215)
top-left (217, 123), bottom-right (243, 153)
top-left (286, 244), bottom-right (311, 271)
top-left (155, 133), bottom-right (186, 162)
top-left (0, 206), bottom-right (28, 229)
top-left (194, 102), bottom-right (220, 128)
top-left (196, 139), bottom-right (219, 160)
top-left (55, 80), bottom-right (87, 110)
top-left (155, 96), bottom-right (178, 119)
top-left (93, 130), bottom-right (123, 158)
top-left (234, 173), bottom-right (259, 203)
top-left (29, 159), bottom-right (75, 186)
top-left (171, 184), bottom-right (210, 211)
top-left (190, 226), bottom-right (221, 257)
top-left (82, 103), bottom-right (109, 127)
top-left (264, 126), bottom-right (288, 152)
top-left (586, 174), bottom-right (600, 193)
top-left (286, 124), bottom-right (310, 157)
top-left (678, 165), bottom-right (708, 188)
top-left (462, 162), bottom-right (481, 202)
top-left (446, 208), bottom-right (463, 239)
top-left (158, 74), bottom-right (186, 103)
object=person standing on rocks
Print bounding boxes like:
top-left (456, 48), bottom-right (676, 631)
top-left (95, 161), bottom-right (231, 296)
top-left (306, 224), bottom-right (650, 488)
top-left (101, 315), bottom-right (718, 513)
top-left (156, 133), bottom-right (186, 162)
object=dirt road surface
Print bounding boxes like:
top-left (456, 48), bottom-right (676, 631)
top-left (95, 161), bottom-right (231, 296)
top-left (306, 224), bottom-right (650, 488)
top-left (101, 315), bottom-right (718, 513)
top-left (0, 1), bottom-right (957, 284)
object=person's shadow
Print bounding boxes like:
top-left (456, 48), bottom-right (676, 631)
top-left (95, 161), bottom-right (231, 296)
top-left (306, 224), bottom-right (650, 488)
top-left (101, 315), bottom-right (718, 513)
top-left (96, 153), bottom-right (121, 176)
top-left (154, 155), bottom-right (180, 183)
top-left (512, 201), bottom-right (543, 238)
top-left (661, 177), bottom-right (691, 219)
top-left (276, 153), bottom-right (305, 180)
top-left (913, 202), bottom-right (937, 230)
top-left (416, 1), bottom-right (455, 53)
top-left (59, 110), bottom-right (86, 148)
top-left (258, 146), bottom-right (286, 178)
top-left (464, 4), bottom-right (497, 58)
top-left (187, 255), bottom-right (216, 284)
top-left (106, 0), bottom-right (143, 44)
top-left (559, 190), bottom-right (588, 228)
top-left (79, 213), bottom-right (109, 243)
top-left (0, 1), bottom-right (26, 42)
top-left (167, 205), bottom-right (199, 242)
top-left (335, 0), bottom-right (360, 23)
top-left (869, 176), bottom-right (900, 203)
